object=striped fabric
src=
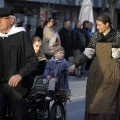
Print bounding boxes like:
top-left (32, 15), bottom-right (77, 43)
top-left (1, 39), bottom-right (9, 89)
top-left (31, 75), bottom-right (46, 95)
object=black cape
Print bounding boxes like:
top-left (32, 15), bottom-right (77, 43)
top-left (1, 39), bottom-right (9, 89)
top-left (0, 26), bottom-right (38, 95)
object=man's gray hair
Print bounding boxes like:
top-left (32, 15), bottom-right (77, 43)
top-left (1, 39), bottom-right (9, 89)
top-left (9, 15), bottom-right (16, 20)
top-left (9, 15), bottom-right (16, 24)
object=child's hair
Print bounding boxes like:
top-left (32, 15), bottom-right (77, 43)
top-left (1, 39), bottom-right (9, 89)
top-left (32, 36), bottom-right (42, 45)
top-left (32, 36), bottom-right (42, 56)
top-left (51, 46), bottom-right (65, 55)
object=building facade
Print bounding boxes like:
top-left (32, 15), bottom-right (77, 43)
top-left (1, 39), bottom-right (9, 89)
top-left (1, 0), bottom-right (120, 37)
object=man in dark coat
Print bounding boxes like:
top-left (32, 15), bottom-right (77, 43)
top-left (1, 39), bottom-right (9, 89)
top-left (35, 19), bottom-right (44, 40)
top-left (72, 20), bottom-right (86, 55)
top-left (0, 7), bottom-right (38, 120)
top-left (72, 20), bottom-right (86, 76)
top-left (59, 20), bottom-right (73, 60)
top-left (82, 20), bottom-right (92, 72)
top-left (82, 20), bottom-right (91, 47)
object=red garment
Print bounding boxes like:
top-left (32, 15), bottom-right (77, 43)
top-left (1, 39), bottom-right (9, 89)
top-left (53, 39), bottom-right (59, 47)
top-left (51, 74), bottom-right (55, 78)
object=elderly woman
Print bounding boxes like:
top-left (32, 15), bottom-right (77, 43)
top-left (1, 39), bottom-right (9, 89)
top-left (69, 14), bottom-right (120, 120)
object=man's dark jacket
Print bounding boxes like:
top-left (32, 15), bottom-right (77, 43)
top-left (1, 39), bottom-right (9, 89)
top-left (72, 27), bottom-right (86, 52)
top-left (59, 27), bottom-right (73, 60)
top-left (35, 26), bottom-right (44, 40)
top-left (0, 26), bottom-right (38, 95)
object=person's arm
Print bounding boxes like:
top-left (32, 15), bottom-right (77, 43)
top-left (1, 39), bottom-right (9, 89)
top-left (18, 32), bottom-right (38, 77)
top-left (69, 35), bottom-right (96, 73)
top-left (112, 32), bottom-right (120, 58)
top-left (65, 61), bottom-right (72, 75)
top-left (9, 32), bottom-right (38, 87)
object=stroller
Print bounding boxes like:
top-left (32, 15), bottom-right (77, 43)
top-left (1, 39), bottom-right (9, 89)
top-left (26, 73), bottom-right (71, 120)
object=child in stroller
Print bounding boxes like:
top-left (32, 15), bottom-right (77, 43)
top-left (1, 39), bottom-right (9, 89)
top-left (42, 46), bottom-right (70, 101)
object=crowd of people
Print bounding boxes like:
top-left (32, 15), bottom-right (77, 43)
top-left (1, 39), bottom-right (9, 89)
top-left (34, 17), bottom-right (94, 77)
top-left (0, 7), bottom-right (72, 120)
top-left (0, 6), bottom-right (120, 120)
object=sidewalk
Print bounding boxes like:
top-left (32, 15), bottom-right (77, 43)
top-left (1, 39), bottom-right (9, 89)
top-left (67, 56), bottom-right (87, 101)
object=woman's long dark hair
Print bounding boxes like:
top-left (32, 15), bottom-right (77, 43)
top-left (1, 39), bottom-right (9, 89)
top-left (44, 17), bottom-right (53, 25)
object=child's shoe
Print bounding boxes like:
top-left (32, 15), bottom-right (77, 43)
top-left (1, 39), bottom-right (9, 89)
top-left (45, 96), bottom-right (52, 101)
top-left (45, 90), bottom-right (54, 101)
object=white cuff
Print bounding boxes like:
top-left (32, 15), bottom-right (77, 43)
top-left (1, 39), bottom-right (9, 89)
top-left (112, 48), bottom-right (120, 58)
top-left (83, 48), bottom-right (95, 59)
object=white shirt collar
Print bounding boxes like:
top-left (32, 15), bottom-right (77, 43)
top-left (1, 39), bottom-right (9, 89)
top-left (0, 24), bottom-right (26, 38)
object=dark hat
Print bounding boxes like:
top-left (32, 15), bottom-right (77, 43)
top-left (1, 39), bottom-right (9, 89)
top-left (0, 7), bottom-right (14, 17)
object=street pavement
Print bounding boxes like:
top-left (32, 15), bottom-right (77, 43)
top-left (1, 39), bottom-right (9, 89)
top-left (68, 75), bottom-right (87, 101)
top-left (66, 75), bottom-right (87, 120)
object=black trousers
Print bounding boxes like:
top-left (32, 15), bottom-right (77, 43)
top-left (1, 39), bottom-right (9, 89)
top-left (0, 82), bottom-right (26, 120)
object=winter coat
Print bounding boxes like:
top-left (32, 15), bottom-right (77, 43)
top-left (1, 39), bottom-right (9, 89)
top-left (59, 27), bottom-right (73, 59)
top-left (72, 27), bottom-right (86, 52)
top-left (0, 25), bottom-right (38, 95)
top-left (44, 57), bottom-right (69, 90)
top-left (35, 26), bottom-right (44, 40)
top-left (82, 27), bottom-right (91, 47)
top-left (42, 26), bottom-right (55, 54)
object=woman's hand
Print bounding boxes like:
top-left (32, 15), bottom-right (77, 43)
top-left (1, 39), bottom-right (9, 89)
top-left (69, 64), bottom-right (76, 73)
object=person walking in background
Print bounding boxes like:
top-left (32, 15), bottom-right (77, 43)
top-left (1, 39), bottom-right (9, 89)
top-left (42, 17), bottom-right (55, 59)
top-left (88, 21), bottom-right (94, 37)
top-left (35, 19), bottom-right (44, 40)
top-left (17, 21), bottom-right (24, 27)
top-left (59, 19), bottom-right (73, 60)
top-left (82, 20), bottom-right (91, 47)
top-left (48, 21), bottom-right (61, 53)
top-left (17, 21), bottom-right (30, 36)
top-left (17, 21), bottom-right (27, 31)
top-left (52, 21), bottom-right (61, 46)
top-left (72, 20), bottom-right (86, 77)
top-left (82, 20), bottom-right (92, 75)
top-left (0, 7), bottom-right (38, 120)
top-left (69, 14), bottom-right (120, 120)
